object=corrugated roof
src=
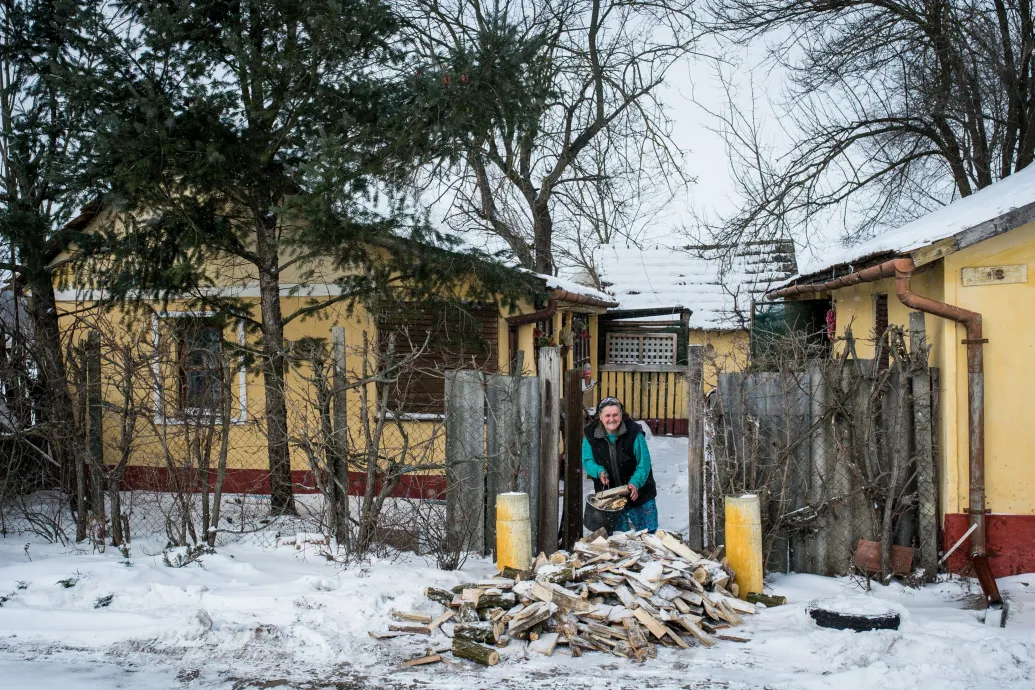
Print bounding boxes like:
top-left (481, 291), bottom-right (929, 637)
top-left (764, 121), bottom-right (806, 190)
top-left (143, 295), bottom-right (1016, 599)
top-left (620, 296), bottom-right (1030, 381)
top-left (596, 241), bottom-right (797, 330)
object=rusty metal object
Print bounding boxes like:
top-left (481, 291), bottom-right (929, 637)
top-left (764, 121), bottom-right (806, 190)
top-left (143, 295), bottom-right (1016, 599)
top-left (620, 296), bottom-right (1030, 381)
top-left (766, 257), bottom-right (1003, 607)
top-left (853, 539), bottom-right (913, 576)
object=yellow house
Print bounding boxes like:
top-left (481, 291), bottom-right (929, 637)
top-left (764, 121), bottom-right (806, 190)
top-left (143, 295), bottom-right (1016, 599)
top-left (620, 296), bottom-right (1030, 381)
top-left (766, 165), bottom-right (1035, 577)
top-left (53, 206), bottom-right (617, 501)
top-left (594, 241), bottom-right (797, 433)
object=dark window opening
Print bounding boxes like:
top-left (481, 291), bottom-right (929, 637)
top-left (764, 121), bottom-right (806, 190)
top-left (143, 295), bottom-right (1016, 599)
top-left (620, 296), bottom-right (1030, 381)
top-left (174, 317), bottom-right (224, 415)
top-left (750, 299), bottom-right (832, 366)
top-left (378, 302), bottom-right (498, 414)
top-left (874, 293), bottom-right (889, 370)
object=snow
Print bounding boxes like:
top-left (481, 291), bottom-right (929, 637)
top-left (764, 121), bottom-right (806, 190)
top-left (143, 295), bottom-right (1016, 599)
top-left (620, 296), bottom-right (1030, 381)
top-left (2, 434), bottom-right (1034, 689)
top-left (596, 242), bottom-right (796, 330)
top-left (789, 163), bottom-right (1035, 280)
top-left (537, 272), bottom-right (617, 305)
top-left (809, 594), bottom-right (904, 617)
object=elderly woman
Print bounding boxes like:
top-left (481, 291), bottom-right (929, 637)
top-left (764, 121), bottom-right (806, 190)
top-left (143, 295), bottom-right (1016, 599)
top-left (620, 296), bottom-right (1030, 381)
top-left (581, 397), bottom-right (658, 532)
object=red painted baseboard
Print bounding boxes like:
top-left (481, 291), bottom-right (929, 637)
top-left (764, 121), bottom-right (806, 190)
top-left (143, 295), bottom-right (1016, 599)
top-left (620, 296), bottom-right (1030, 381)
top-left (117, 466), bottom-right (446, 500)
top-left (943, 513), bottom-right (1035, 577)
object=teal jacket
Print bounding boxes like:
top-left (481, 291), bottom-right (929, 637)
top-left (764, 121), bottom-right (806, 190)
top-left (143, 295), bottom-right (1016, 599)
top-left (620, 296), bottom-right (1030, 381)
top-left (581, 431), bottom-right (652, 489)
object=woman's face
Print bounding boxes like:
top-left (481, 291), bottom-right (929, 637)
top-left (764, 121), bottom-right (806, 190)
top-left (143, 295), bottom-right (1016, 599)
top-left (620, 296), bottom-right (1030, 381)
top-left (600, 404), bottom-right (622, 433)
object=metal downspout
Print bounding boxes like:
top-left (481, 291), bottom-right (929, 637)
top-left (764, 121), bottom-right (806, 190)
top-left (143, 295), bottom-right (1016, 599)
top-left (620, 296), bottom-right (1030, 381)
top-left (766, 258), bottom-right (1000, 604)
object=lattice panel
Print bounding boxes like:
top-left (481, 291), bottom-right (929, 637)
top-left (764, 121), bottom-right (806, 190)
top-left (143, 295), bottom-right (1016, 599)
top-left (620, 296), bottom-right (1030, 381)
top-left (605, 332), bottom-right (677, 365)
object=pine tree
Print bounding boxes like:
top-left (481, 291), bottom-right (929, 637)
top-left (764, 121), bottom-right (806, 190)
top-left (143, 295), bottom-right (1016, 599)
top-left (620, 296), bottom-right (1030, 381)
top-left (82, 0), bottom-right (534, 515)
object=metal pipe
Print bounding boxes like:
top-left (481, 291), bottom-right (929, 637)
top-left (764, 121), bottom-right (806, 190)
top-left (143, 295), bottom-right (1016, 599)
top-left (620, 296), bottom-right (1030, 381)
top-left (765, 257), bottom-right (996, 576)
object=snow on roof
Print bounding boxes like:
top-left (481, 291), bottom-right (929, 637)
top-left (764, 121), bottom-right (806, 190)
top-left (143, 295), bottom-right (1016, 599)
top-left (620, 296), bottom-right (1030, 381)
top-left (525, 271), bottom-right (617, 305)
top-left (793, 164), bottom-right (1035, 280)
top-left (596, 241), bottom-right (797, 330)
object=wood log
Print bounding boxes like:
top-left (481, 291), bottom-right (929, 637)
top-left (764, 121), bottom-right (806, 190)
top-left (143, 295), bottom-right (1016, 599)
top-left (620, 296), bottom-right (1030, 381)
top-left (632, 607), bottom-right (669, 639)
top-left (401, 654), bottom-right (441, 667)
top-left (454, 622), bottom-right (498, 645)
top-left (456, 602), bottom-right (480, 623)
top-left (452, 639), bottom-right (499, 666)
top-left (424, 587), bottom-right (455, 608)
top-left (391, 610), bottom-right (432, 624)
top-left (508, 602), bottom-right (554, 635)
top-left (476, 592), bottom-right (517, 610)
top-left (389, 624), bottom-right (430, 635)
top-left (675, 615), bottom-right (715, 647)
top-left (428, 610), bottom-right (454, 632)
top-left (746, 592), bottom-right (786, 607)
top-left (537, 565), bottom-right (575, 584)
top-left (500, 566), bottom-right (534, 581)
top-left (528, 632), bottom-right (559, 656)
top-left (658, 530), bottom-right (702, 563)
top-left (368, 631), bottom-right (408, 640)
top-left (623, 617), bottom-right (648, 650)
top-left (717, 634), bottom-right (751, 643)
top-left (531, 581), bottom-right (590, 611)
top-left (666, 627), bottom-right (690, 649)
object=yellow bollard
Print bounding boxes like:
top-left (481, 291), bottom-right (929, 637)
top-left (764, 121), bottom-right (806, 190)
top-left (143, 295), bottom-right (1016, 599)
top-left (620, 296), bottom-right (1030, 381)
top-left (496, 492), bottom-right (532, 572)
top-left (724, 494), bottom-right (763, 600)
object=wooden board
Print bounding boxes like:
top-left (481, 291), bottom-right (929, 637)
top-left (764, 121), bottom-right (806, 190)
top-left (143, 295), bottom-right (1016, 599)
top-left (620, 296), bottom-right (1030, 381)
top-left (528, 632), bottom-right (560, 656)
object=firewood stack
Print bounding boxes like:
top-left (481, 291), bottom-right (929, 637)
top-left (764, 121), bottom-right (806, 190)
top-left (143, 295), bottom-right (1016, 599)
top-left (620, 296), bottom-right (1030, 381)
top-left (380, 528), bottom-right (758, 666)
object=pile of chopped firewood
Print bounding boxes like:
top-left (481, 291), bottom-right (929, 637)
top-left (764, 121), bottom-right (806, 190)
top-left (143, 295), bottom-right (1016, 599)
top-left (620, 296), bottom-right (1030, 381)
top-left (372, 528), bottom-right (761, 667)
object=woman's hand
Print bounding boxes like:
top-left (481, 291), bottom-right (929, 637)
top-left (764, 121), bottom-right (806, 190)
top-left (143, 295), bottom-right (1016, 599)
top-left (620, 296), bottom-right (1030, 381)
top-left (627, 484), bottom-right (639, 501)
top-left (600, 471), bottom-right (609, 487)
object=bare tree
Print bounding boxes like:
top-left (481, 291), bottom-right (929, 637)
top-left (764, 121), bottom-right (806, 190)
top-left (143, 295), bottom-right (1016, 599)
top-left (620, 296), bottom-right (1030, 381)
top-left (704, 0), bottom-right (1035, 247)
top-left (403, 0), bottom-right (698, 276)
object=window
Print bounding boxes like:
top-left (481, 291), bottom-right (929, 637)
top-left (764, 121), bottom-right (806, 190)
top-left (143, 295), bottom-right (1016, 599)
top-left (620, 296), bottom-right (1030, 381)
top-left (377, 302), bottom-right (498, 414)
top-left (174, 317), bottom-right (224, 414)
top-left (605, 332), bottom-right (677, 365)
top-left (151, 312), bottom-right (244, 423)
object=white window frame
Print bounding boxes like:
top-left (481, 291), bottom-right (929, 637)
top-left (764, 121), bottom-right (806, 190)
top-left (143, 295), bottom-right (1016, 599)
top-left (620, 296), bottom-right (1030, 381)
top-left (151, 311), bottom-right (247, 425)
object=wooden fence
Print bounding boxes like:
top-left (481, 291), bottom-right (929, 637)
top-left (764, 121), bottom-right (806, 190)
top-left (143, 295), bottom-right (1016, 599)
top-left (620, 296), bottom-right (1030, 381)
top-left (598, 365), bottom-right (689, 435)
top-left (706, 353), bottom-right (940, 579)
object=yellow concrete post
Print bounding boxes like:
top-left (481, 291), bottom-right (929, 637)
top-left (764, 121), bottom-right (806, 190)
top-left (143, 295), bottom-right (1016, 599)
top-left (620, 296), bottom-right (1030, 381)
top-left (724, 494), bottom-right (763, 599)
top-left (496, 492), bottom-right (532, 571)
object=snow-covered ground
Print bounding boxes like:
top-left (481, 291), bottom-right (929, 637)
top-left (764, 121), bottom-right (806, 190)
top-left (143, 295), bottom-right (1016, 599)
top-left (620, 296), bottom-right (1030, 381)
top-left (2, 435), bottom-right (1034, 689)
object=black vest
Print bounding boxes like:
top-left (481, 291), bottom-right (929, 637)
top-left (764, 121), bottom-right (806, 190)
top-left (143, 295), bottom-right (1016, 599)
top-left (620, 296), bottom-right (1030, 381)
top-left (583, 419), bottom-right (657, 508)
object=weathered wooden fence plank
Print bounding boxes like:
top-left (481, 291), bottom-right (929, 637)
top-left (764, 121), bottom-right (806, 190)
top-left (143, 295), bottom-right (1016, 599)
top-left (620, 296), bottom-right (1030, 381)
top-left (537, 347), bottom-right (562, 555)
top-left (686, 347), bottom-right (705, 550)
top-left (517, 377), bottom-right (541, 550)
top-left (562, 369), bottom-right (584, 549)
top-left (910, 312), bottom-right (938, 580)
top-left (445, 370), bottom-right (486, 556)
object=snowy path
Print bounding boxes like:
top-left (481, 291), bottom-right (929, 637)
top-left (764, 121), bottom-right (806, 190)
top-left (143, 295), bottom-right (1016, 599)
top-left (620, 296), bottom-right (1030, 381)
top-left (1, 434), bottom-right (1033, 689)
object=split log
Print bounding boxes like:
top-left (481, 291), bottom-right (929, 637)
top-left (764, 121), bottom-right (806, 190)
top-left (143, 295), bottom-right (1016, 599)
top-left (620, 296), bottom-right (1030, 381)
top-left (389, 624), bottom-right (430, 635)
top-left (454, 622), bottom-right (498, 645)
top-left (368, 631), bottom-right (408, 640)
top-left (401, 654), bottom-right (441, 667)
top-left (623, 618), bottom-right (648, 650)
top-left (424, 587), bottom-right (455, 608)
top-left (632, 607), bottom-right (669, 640)
top-left (391, 611), bottom-right (432, 624)
top-left (528, 632), bottom-right (560, 656)
top-left (717, 634), bottom-right (750, 643)
top-left (456, 602), bottom-right (480, 623)
top-left (476, 591), bottom-right (517, 610)
top-left (500, 566), bottom-right (534, 581)
top-left (675, 615), bottom-right (715, 647)
top-left (429, 610), bottom-right (454, 632)
top-left (452, 639), bottom-right (499, 666)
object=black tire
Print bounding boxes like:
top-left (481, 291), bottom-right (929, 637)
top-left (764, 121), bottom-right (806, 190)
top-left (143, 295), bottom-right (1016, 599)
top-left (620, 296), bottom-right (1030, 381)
top-left (808, 606), bottom-right (901, 632)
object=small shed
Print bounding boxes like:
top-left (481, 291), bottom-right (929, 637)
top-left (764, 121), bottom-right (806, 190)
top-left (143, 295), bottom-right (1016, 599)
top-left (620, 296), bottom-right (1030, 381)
top-left (593, 241), bottom-right (796, 433)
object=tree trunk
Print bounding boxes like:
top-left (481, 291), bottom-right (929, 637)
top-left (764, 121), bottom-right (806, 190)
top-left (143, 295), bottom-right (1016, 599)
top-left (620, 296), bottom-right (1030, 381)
top-left (532, 201), bottom-right (554, 275)
top-left (256, 237), bottom-right (296, 516)
top-left (24, 271), bottom-right (92, 532)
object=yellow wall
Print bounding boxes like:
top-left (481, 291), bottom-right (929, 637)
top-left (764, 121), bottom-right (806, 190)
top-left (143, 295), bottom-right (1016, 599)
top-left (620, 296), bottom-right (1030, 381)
top-left (821, 220), bottom-right (1035, 518)
top-left (944, 221), bottom-right (1035, 515)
